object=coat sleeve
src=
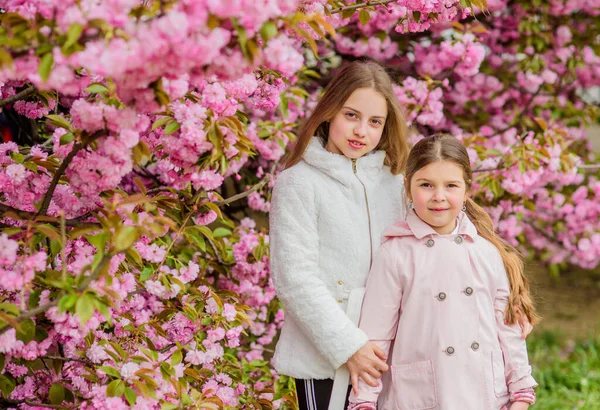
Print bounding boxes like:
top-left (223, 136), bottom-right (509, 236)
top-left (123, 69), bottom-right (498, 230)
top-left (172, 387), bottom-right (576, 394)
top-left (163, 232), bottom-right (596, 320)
top-left (269, 171), bottom-right (369, 369)
top-left (493, 251), bottom-right (538, 393)
top-left (349, 244), bottom-right (402, 404)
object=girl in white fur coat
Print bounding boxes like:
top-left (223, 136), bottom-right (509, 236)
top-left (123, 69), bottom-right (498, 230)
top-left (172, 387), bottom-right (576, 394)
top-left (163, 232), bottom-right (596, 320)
top-left (269, 60), bottom-right (410, 410)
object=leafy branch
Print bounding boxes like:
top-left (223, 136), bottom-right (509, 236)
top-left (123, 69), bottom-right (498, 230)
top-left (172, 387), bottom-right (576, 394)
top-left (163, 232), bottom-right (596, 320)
top-left (0, 202), bottom-right (99, 228)
top-left (0, 85), bottom-right (36, 108)
top-left (0, 253), bottom-right (112, 336)
top-left (330, 0), bottom-right (398, 14)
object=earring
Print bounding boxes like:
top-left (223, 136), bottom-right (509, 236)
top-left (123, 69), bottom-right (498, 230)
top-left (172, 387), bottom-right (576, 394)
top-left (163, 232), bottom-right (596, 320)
top-left (462, 203), bottom-right (466, 212)
top-left (408, 200), bottom-right (413, 210)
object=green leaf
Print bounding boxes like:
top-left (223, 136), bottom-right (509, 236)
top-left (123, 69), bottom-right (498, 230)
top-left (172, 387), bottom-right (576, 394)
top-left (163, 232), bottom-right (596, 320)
top-left (164, 121), bottom-right (180, 135)
top-left (76, 293), bottom-right (95, 324)
top-left (359, 9), bottom-right (371, 26)
top-left (0, 48), bottom-right (14, 69)
top-left (0, 303), bottom-right (19, 315)
top-left (171, 349), bottom-right (182, 366)
top-left (213, 227), bottom-right (232, 238)
top-left (10, 152), bottom-right (24, 163)
top-left (85, 83), bottom-right (109, 94)
top-left (38, 53), bottom-right (54, 82)
top-left (46, 114), bottom-right (72, 131)
top-left (28, 290), bottom-right (41, 311)
top-left (341, 8), bottom-right (355, 19)
top-left (279, 95), bottom-right (289, 118)
top-left (63, 23), bottom-right (83, 50)
top-left (160, 362), bottom-right (175, 378)
top-left (151, 116), bottom-right (171, 131)
top-left (113, 226), bottom-right (138, 252)
top-left (140, 267), bottom-right (153, 281)
top-left (108, 341), bottom-right (129, 359)
top-left (24, 161), bottom-right (38, 172)
top-left (50, 239), bottom-right (62, 256)
top-left (34, 326), bottom-right (49, 342)
top-left (86, 233), bottom-right (108, 253)
top-left (15, 319), bottom-right (36, 344)
top-left (125, 387), bottom-right (137, 406)
top-left (93, 299), bottom-right (111, 322)
top-left (412, 10), bottom-right (421, 21)
top-left (0, 374), bottom-right (16, 398)
top-left (161, 404), bottom-right (178, 410)
top-left (260, 21), bottom-right (278, 41)
top-left (106, 379), bottom-right (125, 397)
top-left (49, 382), bottom-right (65, 405)
top-left (35, 224), bottom-right (62, 242)
top-left (98, 365), bottom-right (121, 378)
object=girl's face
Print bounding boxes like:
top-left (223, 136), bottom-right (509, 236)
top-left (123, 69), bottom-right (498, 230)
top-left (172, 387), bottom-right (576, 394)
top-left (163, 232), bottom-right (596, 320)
top-left (407, 160), bottom-right (468, 235)
top-left (325, 87), bottom-right (387, 159)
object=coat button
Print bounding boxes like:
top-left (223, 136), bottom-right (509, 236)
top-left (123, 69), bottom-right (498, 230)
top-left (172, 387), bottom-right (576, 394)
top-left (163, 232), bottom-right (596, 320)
top-left (454, 236), bottom-right (464, 244)
top-left (465, 287), bottom-right (474, 296)
top-left (337, 299), bottom-right (343, 303)
top-left (426, 238), bottom-right (435, 247)
top-left (437, 292), bottom-right (447, 301)
top-left (445, 346), bottom-right (455, 355)
top-left (338, 280), bottom-right (343, 285)
top-left (471, 341), bottom-right (480, 351)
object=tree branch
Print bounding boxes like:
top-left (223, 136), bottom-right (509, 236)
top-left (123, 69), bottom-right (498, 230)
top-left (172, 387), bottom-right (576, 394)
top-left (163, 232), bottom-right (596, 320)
top-left (42, 354), bottom-right (92, 364)
top-left (0, 202), bottom-right (99, 228)
top-left (578, 163), bottom-right (600, 169)
top-left (214, 176), bottom-right (270, 207)
top-left (331, 0), bottom-right (398, 14)
top-left (0, 302), bottom-right (56, 336)
top-left (0, 398), bottom-right (69, 409)
top-left (0, 85), bottom-right (36, 108)
top-left (36, 143), bottom-right (86, 216)
top-left (37, 131), bottom-right (104, 216)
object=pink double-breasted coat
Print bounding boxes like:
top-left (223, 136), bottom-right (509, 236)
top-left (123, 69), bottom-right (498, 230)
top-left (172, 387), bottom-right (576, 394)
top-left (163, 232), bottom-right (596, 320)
top-left (352, 210), bottom-right (537, 410)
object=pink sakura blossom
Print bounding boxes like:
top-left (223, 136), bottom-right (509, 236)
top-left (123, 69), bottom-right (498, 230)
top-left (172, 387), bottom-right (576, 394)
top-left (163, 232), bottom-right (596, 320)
top-left (191, 169), bottom-right (224, 191)
top-left (194, 210), bottom-right (218, 226)
top-left (222, 303), bottom-right (237, 321)
top-left (120, 362), bottom-right (140, 379)
top-left (0, 233), bottom-right (19, 265)
top-left (13, 97), bottom-right (56, 118)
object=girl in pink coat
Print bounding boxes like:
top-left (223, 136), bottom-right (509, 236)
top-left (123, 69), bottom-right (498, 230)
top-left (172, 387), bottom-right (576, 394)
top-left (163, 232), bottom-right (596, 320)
top-left (347, 135), bottom-right (539, 410)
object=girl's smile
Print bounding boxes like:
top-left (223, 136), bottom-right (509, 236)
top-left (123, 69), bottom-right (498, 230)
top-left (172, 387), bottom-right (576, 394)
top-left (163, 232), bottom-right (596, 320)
top-left (348, 139), bottom-right (366, 150)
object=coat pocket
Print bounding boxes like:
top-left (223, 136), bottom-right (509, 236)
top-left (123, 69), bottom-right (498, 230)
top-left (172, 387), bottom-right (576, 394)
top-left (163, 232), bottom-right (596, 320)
top-left (391, 360), bottom-right (437, 410)
top-left (491, 350), bottom-right (509, 397)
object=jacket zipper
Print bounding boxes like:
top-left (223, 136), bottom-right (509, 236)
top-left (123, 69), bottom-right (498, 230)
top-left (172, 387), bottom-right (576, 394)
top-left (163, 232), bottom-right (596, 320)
top-left (352, 158), bottom-right (373, 267)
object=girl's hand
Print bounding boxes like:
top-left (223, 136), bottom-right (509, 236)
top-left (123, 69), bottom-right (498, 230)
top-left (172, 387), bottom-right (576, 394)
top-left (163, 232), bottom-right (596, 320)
top-left (346, 342), bottom-right (388, 395)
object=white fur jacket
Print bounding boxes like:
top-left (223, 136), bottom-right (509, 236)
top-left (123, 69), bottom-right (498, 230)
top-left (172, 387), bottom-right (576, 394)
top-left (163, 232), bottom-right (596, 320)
top-left (270, 137), bottom-right (406, 379)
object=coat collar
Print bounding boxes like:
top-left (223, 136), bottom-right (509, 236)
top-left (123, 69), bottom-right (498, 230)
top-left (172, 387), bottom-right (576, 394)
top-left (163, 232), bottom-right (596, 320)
top-left (383, 209), bottom-right (479, 241)
top-left (302, 137), bottom-right (386, 187)
top-left (407, 209), bottom-right (478, 240)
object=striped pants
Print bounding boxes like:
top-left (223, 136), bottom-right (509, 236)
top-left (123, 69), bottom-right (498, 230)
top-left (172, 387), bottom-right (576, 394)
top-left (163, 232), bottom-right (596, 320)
top-left (295, 378), bottom-right (352, 410)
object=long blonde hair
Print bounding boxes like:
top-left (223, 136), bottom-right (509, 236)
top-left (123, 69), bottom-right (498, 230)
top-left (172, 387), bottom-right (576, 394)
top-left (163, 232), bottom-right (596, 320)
top-left (404, 134), bottom-right (538, 325)
top-left (285, 60), bottom-right (409, 175)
